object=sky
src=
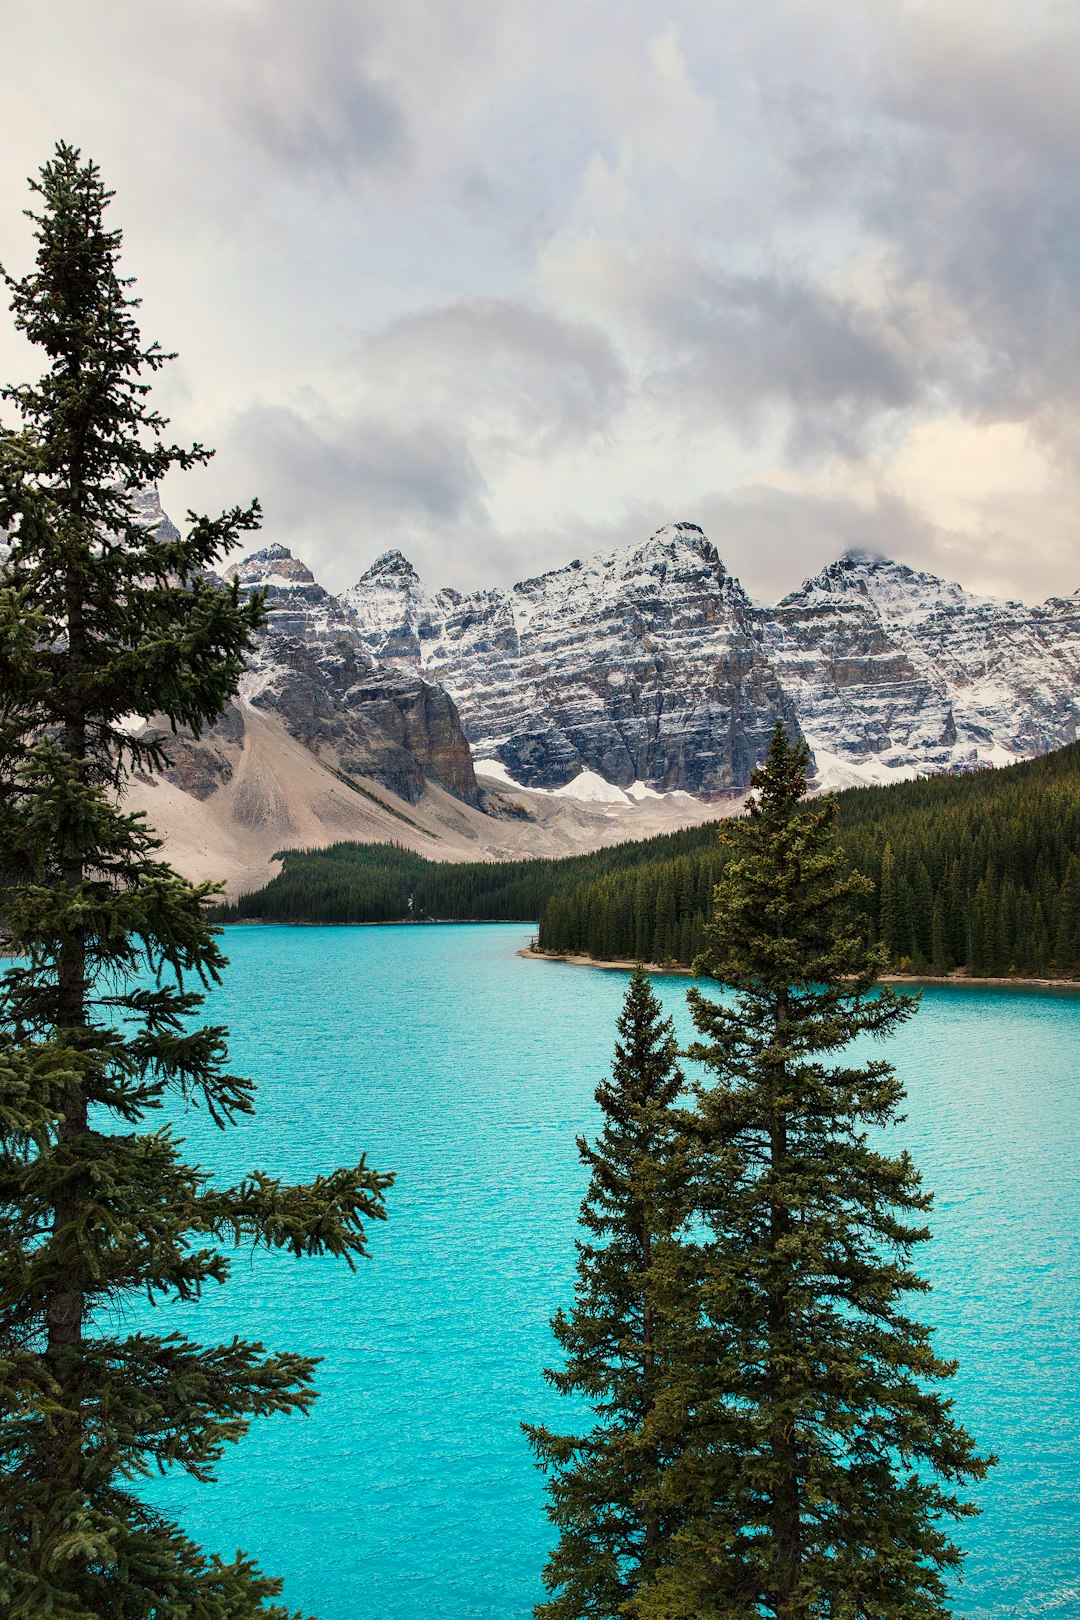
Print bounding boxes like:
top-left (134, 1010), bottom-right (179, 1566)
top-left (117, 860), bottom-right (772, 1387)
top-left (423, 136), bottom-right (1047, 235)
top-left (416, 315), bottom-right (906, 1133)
top-left (1, 0), bottom-right (1079, 605)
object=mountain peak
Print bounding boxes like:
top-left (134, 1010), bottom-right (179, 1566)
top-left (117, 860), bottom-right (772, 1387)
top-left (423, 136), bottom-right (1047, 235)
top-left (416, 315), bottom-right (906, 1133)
top-left (228, 545), bottom-right (317, 587)
top-left (646, 520), bottom-right (718, 557)
top-left (619, 521), bottom-right (724, 576)
top-left (657, 520), bottom-right (707, 539)
top-left (357, 549), bottom-right (421, 586)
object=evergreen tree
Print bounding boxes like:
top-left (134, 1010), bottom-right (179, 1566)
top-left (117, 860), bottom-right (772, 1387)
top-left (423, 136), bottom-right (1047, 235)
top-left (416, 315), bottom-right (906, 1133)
top-left (525, 968), bottom-right (689, 1619)
top-left (0, 144), bottom-right (391, 1618)
top-left (640, 725), bottom-right (991, 1620)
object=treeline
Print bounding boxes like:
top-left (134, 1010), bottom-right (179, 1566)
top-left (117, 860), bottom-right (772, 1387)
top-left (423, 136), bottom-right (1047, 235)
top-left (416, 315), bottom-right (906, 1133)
top-left (217, 823), bottom-right (723, 926)
top-left (221, 740), bottom-right (1080, 980)
top-left (539, 741), bottom-right (1080, 979)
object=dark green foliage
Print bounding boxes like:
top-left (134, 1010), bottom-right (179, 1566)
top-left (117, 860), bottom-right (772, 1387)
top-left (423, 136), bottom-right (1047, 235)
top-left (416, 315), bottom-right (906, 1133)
top-left (232, 741), bottom-right (1080, 980)
top-left (525, 968), bottom-right (690, 1619)
top-left (0, 145), bottom-right (391, 1617)
top-left (537, 741), bottom-right (1080, 978)
top-left (638, 727), bottom-right (991, 1620)
top-left (217, 825), bottom-right (723, 928)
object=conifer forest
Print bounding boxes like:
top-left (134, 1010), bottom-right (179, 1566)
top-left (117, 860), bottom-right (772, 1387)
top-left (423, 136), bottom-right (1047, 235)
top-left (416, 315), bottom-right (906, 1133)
top-left (227, 739), bottom-right (1080, 981)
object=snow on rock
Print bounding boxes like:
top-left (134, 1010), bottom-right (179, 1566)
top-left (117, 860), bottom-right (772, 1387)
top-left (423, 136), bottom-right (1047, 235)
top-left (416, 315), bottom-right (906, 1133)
top-left (473, 758), bottom-right (524, 788)
top-left (774, 550), bottom-right (1080, 780)
top-left (212, 545), bottom-right (479, 807)
top-left (553, 770), bottom-right (633, 805)
top-left (346, 522), bottom-right (798, 795)
top-left (224, 523), bottom-right (1080, 808)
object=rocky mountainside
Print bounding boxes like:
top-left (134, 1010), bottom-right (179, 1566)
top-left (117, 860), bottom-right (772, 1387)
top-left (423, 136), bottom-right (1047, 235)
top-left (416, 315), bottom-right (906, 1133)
top-left (341, 527), bottom-right (1080, 794)
top-left (17, 491), bottom-right (1075, 805)
top-left (345, 524), bottom-right (799, 794)
top-left (6, 498), bottom-right (727, 899)
top-left (770, 551), bottom-right (1080, 784)
top-left (193, 544), bottom-right (480, 808)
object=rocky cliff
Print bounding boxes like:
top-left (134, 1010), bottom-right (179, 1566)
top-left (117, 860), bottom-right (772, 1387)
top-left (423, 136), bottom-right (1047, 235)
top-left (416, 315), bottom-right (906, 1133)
top-left (341, 528), bottom-right (1080, 794)
top-left (345, 524), bottom-right (799, 794)
top-left (150, 541), bottom-right (479, 810)
top-left (769, 551), bottom-right (1080, 783)
top-left (217, 545), bottom-right (479, 807)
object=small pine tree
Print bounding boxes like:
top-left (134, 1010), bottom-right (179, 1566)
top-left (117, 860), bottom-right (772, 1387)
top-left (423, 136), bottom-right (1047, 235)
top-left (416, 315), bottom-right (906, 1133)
top-left (639, 725), bottom-right (992, 1620)
top-left (525, 967), bottom-right (690, 1619)
top-left (0, 144), bottom-right (392, 1617)
top-left (877, 840), bottom-right (898, 958)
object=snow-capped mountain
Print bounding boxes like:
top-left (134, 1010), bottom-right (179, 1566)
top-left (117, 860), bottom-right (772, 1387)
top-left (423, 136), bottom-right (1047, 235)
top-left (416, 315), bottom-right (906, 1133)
top-left (129, 539), bottom-right (727, 896)
top-left (770, 551), bottom-right (1080, 784)
top-left (138, 540), bottom-right (480, 812)
top-left (346, 523), bottom-right (799, 794)
top-left (215, 544), bottom-right (479, 808)
top-left (341, 528), bottom-right (1080, 794)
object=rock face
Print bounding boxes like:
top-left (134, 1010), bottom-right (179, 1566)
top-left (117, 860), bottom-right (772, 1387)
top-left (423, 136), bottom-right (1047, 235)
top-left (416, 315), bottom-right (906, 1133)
top-left (169, 544), bottom-right (480, 808)
top-left (342, 530), bottom-right (1080, 793)
top-left (769, 551), bottom-right (1080, 781)
top-left (13, 487), bottom-right (1076, 805)
top-left (345, 524), bottom-right (799, 794)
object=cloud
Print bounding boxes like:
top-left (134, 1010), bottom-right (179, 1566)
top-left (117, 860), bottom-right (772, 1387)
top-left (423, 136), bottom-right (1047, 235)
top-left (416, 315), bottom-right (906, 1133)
top-left (184, 398), bottom-right (489, 586)
top-left (217, 0), bottom-right (406, 185)
top-left (643, 261), bottom-right (917, 454)
top-left (3, 0), bottom-right (1080, 605)
top-left (690, 484), bottom-right (937, 602)
top-left (357, 299), bottom-right (628, 454)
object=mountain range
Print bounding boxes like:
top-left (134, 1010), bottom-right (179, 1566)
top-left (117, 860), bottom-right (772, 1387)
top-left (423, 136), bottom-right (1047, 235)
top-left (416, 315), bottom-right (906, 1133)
top-left (112, 504), bottom-right (1080, 893)
top-left (345, 521), bottom-right (1080, 793)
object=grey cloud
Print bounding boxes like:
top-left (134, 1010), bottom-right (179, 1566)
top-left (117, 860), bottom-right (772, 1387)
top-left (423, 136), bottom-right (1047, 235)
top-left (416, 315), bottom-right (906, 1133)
top-left (762, 7), bottom-right (1080, 423)
top-left (642, 265), bottom-right (916, 455)
top-left (689, 485), bottom-right (938, 603)
top-left (219, 0), bottom-right (405, 183)
top-left (359, 299), bottom-right (628, 451)
top-left (692, 478), bottom-right (1080, 608)
top-left (220, 400), bottom-right (488, 581)
top-left (6, 0), bottom-right (1080, 607)
top-left (0, 0), bottom-right (408, 223)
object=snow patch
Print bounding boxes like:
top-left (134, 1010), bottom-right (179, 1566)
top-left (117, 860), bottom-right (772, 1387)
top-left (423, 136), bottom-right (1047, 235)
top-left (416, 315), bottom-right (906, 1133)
top-left (804, 738), bottom-right (924, 791)
top-left (552, 770), bottom-right (632, 805)
top-left (474, 758), bottom-right (524, 788)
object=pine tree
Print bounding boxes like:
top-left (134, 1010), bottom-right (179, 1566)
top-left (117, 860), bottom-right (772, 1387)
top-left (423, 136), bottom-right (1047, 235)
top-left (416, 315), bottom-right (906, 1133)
top-left (876, 840), bottom-right (898, 957)
top-left (525, 968), bottom-right (690, 1619)
top-left (639, 725), bottom-right (991, 1620)
top-left (0, 144), bottom-right (392, 1618)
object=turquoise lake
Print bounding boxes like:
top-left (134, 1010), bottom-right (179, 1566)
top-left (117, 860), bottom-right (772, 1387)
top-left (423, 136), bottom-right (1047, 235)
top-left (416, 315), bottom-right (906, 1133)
top-left (137, 922), bottom-right (1080, 1620)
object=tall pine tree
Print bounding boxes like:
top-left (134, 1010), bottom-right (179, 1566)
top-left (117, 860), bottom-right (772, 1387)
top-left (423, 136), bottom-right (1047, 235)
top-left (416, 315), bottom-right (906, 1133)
top-left (525, 967), bottom-right (690, 1619)
top-left (640, 725), bottom-right (991, 1620)
top-left (0, 144), bottom-right (392, 1618)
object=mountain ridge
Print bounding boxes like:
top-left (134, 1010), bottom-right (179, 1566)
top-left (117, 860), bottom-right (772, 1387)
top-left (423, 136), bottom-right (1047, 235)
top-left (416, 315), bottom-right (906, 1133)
top-left (338, 523), bottom-right (1080, 793)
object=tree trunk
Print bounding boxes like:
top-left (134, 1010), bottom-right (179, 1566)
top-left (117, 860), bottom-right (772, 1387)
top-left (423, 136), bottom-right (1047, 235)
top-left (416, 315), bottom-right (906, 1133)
top-left (768, 988), bottom-right (800, 1620)
top-left (47, 578), bottom-right (89, 1382)
top-left (640, 1225), bottom-right (659, 1575)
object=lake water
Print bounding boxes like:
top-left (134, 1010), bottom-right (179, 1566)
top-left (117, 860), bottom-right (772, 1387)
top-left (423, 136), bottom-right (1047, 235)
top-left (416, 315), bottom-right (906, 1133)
top-left (138, 923), bottom-right (1080, 1620)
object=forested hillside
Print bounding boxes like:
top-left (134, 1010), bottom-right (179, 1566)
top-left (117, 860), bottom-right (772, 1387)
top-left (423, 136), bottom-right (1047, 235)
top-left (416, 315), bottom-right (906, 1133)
top-left (217, 824), bottom-right (721, 927)
top-left (540, 741), bottom-right (1080, 978)
top-left (222, 740), bottom-right (1080, 979)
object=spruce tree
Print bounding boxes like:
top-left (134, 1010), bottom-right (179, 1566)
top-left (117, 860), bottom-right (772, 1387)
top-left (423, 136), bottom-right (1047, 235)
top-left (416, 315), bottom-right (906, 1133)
top-left (640, 725), bottom-right (991, 1620)
top-left (0, 144), bottom-right (392, 1618)
top-left (525, 967), bottom-right (690, 1619)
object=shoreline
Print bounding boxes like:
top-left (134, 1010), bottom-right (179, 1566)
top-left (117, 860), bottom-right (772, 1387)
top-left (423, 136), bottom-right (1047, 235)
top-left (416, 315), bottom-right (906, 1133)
top-left (519, 946), bottom-right (1080, 993)
top-left (218, 919), bottom-right (1080, 993)
top-left (221, 915), bottom-right (535, 928)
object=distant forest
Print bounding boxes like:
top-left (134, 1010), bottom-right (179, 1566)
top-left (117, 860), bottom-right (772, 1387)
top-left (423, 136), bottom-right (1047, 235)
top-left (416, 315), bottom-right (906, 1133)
top-left (217, 825), bottom-right (719, 928)
top-left (220, 740), bottom-right (1080, 980)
